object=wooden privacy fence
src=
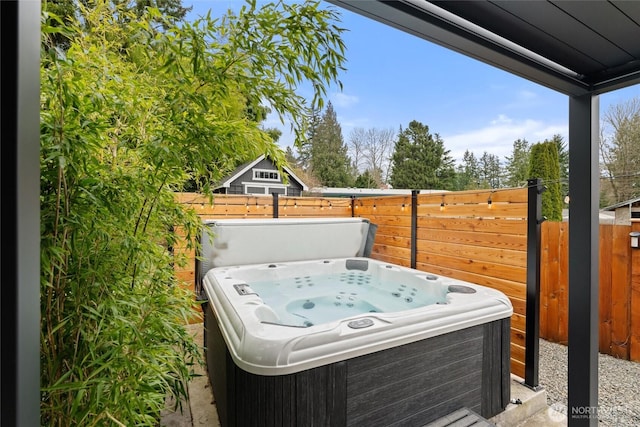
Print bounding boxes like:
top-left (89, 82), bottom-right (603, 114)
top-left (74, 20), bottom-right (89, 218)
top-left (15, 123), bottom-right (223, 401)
top-left (540, 221), bottom-right (640, 362)
top-left (352, 188), bottom-right (529, 378)
top-left (175, 189), bottom-right (531, 378)
top-left (175, 189), bottom-right (640, 380)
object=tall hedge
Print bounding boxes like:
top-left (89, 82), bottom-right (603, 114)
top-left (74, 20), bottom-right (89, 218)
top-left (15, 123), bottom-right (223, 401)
top-left (528, 141), bottom-right (563, 221)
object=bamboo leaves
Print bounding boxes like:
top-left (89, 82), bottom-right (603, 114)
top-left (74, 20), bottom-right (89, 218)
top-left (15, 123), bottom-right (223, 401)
top-left (40, 0), bottom-right (346, 424)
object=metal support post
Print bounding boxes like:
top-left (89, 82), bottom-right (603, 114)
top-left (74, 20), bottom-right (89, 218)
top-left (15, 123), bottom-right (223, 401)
top-left (568, 94), bottom-right (600, 427)
top-left (525, 178), bottom-right (544, 389)
top-left (411, 190), bottom-right (419, 269)
top-left (272, 193), bottom-right (279, 218)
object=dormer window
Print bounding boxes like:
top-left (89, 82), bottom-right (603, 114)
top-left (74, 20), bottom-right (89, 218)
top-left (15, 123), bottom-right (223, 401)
top-left (253, 168), bottom-right (280, 182)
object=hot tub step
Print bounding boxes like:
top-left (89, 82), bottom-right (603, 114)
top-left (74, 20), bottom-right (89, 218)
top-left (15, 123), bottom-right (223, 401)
top-left (424, 407), bottom-right (496, 427)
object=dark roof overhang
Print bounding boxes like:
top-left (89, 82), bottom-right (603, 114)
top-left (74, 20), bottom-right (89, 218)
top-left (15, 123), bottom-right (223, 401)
top-left (327, 0), bottom-right (640, 96)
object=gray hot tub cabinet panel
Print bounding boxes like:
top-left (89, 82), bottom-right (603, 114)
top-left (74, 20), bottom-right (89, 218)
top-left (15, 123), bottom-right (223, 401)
top-left (204, 304), bottom-right (510, 427)
top-left (204, 305), bottom-right (347, 426)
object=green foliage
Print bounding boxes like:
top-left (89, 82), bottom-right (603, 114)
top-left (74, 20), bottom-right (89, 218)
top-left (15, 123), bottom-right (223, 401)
top-left (42, 0), bottom-right (193, 49)
top-left (40, 1), bottom-right (346, 424)
top-left (130, 0), bottom-right (192, 25)
top-left (295, 107), bottom-right (321, 171)
top-left (529, 142), bottom-right (563, 221)
top-left (263, 127), bottom-right (282, 144)
top-left (455, 151), bottom-right (500, 190)
top-left (504, 139), bottom-right (531, 187)
top-left (479, 152), bottom-right (502, 189)
top-left (41, 0), bottom-right (78, 49)
top-left (453, 150), bottom-right (481, 190)
top-left (354, 170), bottom-right (379, 189)
top-left (224, 1), bottom-right (346, 144)
top-left (310, 102), bottom-right (353, 187)
top-left (549, 134), bottom-right (569, 200)
top-left (284, 146), bottom-right (300, 170)
top-left (389, 120), bottom-right (455, 190)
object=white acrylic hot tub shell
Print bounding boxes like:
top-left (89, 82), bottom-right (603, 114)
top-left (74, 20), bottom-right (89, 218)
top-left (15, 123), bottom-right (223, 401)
top-left (203, 257), bottom-right (513, 376)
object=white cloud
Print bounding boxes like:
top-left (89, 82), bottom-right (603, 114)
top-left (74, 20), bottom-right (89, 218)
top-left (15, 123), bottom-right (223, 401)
top-left (443, 115), bottom-right (568, 162)
top-left (331, 92), bottom-right (359, 108)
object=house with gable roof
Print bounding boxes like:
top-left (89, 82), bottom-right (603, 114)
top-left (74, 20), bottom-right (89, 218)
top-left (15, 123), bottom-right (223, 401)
top-left (212, 154), bottom-right (308, 196)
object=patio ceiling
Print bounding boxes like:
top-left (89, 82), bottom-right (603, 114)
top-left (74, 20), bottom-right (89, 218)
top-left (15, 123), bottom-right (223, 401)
top-left (326, 0), bottom-right (640, 96)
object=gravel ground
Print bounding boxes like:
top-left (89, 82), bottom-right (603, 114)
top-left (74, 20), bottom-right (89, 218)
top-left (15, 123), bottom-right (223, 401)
top-left (539, 339), bottom-right (640, 426)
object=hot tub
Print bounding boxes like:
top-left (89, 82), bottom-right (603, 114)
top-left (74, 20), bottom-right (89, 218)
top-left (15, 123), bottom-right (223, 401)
top-left (198, 218), bottom-right (512, 426)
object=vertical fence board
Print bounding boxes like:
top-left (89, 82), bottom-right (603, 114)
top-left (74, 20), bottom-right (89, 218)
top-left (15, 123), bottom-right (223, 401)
top-left (539, 223), bottom-right (549, 340)
top-left (556, 223), bottom-right (569, 344)
top-left (610, 225), bottom-right (632, 359)
top-left (545, 222), bottom-right (561, 342)
top-left (631, 223), bottom-right (640, 362)
top-left (538, 222), bottom-right (640, 362)
top-left (599, 225), bottom-right (613, 354)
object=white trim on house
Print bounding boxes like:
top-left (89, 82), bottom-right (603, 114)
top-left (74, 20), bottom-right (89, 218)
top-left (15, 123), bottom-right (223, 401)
top-left (217, 154), bottom-right (308, 192)
top-left (252, 168), bottom-right (281, 182)
top-left (219, 155), bottom-right (267, 188)
top-left (241, 182), bottom-right (288, 196)
top-left (282, 167), bottom-right (309, 192)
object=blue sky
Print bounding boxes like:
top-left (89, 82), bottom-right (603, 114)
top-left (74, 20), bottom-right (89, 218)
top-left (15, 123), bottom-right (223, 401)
top-left (185, 0), bottom-right (640, 163)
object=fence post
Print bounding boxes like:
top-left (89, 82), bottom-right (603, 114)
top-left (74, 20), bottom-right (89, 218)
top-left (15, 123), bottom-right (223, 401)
top-left (351, 195), bottom-right (356, 218)
top-left (525, 178), bottom-right (545, 389)
top-left (411, 190), bottom-right (419, 269)
top-left (272, 193), bottom-right (279, 218)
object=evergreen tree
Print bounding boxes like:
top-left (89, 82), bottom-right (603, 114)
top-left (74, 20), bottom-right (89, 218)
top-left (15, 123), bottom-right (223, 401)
top-left (354, 169), bottom-right (378, 188)
top-left (479, 152), bottom-right (502, 189)
top-left (529, 142), bottom-right (563, 221)
top-left (310, 102), bottom-right (353, 187)
top-left (504, 138), bottom-right (531, 187)
top-left (296, 107), bottom-right (321, 171)
top-left (389, 120), bottom-right (455, 190)
top-left (547, 134), bottom-right (569, 202)
top-left (454, 150), bottom-right (481, 190)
